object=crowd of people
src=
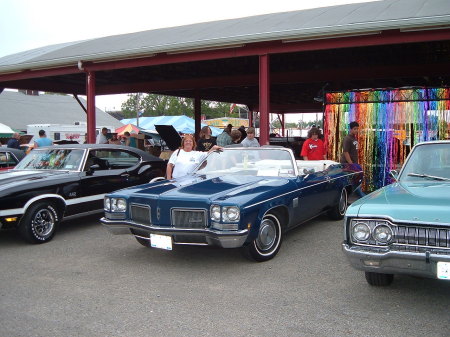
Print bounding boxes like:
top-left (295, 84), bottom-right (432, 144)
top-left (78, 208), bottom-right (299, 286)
top-left (4, 123), bottom-right (364, 195)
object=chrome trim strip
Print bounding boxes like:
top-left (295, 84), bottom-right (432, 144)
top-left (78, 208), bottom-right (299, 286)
top-left (349, 215), bottom-right (450, 227)
top-left (0, 193), bottom-right (105, 217)
top-left (244, 171), bottom-right (359, 209)
top-left (351, 242), bottom-right (450, 251)
top-left (102, 218), bottom-right (248, 236)
top-left (0, 208), bottom-right (23, 216)
top-left (65, 194), bottom-right (105, 205)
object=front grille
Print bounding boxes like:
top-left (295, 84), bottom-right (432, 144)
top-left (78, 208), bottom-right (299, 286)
top-left (131, 204), bottom-right (151, 225)
top-left (351, 219), bottom-right (450, 250)
top-left (171, 209), bottom-right (207, 229)
top-left (394, 225), bottom-right (450, 249)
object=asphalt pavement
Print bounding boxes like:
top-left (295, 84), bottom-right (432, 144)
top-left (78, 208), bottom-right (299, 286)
top-left (1, 213), bottom-right (449, 337)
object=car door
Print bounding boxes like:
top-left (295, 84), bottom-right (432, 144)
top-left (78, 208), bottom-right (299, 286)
top-left (79, 148), bottom-right (144, 212)
top-left (0, 151), bottom-right (18, 170)
top-left (292, 170), bottom-right (331, 224)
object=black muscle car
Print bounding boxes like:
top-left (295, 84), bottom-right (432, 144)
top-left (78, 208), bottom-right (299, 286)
top-left (0, 144), bottom-right (165, 243)
top-left (0, 147), bottom-right (26, 171)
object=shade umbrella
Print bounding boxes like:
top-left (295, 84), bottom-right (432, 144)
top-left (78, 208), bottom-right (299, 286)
top-left (0, 122), bottom-right (15, 137)
top-left (115, 123), bottom-right (140, 135)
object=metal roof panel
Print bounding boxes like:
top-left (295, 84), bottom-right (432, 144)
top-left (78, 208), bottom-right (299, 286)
top-left (0, 0), bottom-right (449, 73)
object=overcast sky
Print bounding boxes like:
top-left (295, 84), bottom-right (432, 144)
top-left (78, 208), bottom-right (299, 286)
top-left (0, 0), bottom-right (375, 117)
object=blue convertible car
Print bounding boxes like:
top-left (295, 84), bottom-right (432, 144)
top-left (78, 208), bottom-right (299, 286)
top-left (101, 146), bottom-right (362, 261)
top-left (343, 141), bottom-right (450, 285)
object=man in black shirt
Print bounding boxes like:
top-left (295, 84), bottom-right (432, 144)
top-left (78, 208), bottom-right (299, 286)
top-left (341, 121), bottom-right (365, 197)
top-left (7, 133), bottom-right (21, 149)
top-left (340, 122), bottom-right (359, 164)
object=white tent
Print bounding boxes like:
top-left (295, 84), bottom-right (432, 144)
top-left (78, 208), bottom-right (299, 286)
top-left (0, 122), bottom-right (15, 137)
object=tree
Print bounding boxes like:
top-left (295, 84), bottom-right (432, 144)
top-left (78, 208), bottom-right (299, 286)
top-left (121, 93), bottom-right (244, 119)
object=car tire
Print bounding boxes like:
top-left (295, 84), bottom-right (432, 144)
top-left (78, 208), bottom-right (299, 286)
top-left (365, 272), bottom-right (394, 286)
top-left (18, 201), bottom-right (60, 244)
top-left (327, 187), bottom-right (348, 220)
top-left (241, 212), bottom-right (283, 262)
top-left (135, 236), bottom-right (150, 247)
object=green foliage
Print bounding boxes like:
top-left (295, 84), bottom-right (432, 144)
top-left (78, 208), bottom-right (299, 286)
top-left (121, 93), bottom-right (246, 119)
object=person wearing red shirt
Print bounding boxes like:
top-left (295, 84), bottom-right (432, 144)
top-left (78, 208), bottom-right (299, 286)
top-left (300, 127), bottom-right (326, 160)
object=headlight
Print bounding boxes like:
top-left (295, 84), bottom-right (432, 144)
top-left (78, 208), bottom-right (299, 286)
top-left (352, 222), bottom-right (370, 241)
top-left (210, 205), bottom-right (221, 221)
top-left (104, 197), bottom-right (111, 211)
top-left (223, 206), bottom-right (240, 222)
top-left (374, 224), bottom-right (393, 243)
top-left (111, 198), bottom-right (127, 212)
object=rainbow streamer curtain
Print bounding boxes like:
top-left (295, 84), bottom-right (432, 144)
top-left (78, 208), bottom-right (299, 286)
top-left (324, 87), bottom-right (450, 192)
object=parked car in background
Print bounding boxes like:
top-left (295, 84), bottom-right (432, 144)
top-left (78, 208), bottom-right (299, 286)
top-left (0, 144), bottom-right (166, 244)
top-left (0, 148), bottom-right (26, 171)
top-left (102, 146), bottom-right (363, 261)
top-left (343, 140), bottom-right (450, 286)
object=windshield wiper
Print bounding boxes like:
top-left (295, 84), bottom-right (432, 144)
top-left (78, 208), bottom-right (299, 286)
top-left (407, 173), bottom-right (450, 181)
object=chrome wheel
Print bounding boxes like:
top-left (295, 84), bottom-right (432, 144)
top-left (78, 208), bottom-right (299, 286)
top-left (241, 212), bottom-right (283, 262)
top-left (338, 188), bottom-right (348, 216)
top-left (256, 218), bottom-right (277, 252)
top-left (19, 202), bottom-right (60, 244)
top-left (32, 208), bottom-right (56, 237)
top-left (327, 188), bottom-right (348, 220)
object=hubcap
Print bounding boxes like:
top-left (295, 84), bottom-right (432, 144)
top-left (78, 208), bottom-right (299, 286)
top-left (339, 190), bottom-right (347, 214)
top-left (32, 209), bottom-right (55, 237)
top-left (256, 219), bottom-right (277, 251)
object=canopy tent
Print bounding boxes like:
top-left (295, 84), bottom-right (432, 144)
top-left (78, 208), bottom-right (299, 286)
top-left (0, 122), bottom-right (16, 138)
top-left (115, 123), bottom-right (140, 135)
top-left (121, 115), bottom-right (222, 137)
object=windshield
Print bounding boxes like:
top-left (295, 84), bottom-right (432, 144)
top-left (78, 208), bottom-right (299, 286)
top-left (400, 143), bottom-right (450, 181)
top-left (15, 149), bottom-right (85, 171)
top-left (194, 148), bottom-right (296, 177)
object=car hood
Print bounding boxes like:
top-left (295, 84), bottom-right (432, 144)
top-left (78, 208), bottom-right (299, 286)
top-left (0, 170), bottom-right (71, 189)
top-left (128, 174), bottom-right (289, 202)
top-left (349, 181), bottom-right (450, 223)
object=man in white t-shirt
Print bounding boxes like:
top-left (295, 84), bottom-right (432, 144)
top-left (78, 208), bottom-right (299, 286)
top-left (96, 127), bottom-right (109, 144)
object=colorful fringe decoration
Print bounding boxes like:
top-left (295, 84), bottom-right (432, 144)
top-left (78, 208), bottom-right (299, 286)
top-left (324, 87), bottom-right (450, 192)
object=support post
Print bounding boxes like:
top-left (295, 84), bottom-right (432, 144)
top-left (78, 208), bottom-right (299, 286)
top-left (248, 107), bottom-right (253, 128)
top-left (194, 95), bottom-right (201, 140)
top-left (86, 71), bottom-right (96, 144)
top-left (259, 54), bottom-right (270, 145)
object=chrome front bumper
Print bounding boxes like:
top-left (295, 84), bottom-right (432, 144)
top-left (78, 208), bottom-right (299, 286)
top-left (101, 218), bottom-right (249, 248)
top-left (342, 243), bottom-right (450, 279)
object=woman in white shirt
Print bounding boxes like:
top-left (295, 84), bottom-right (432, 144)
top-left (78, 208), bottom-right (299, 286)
top-left (166, 134), bottom-right (221, 179)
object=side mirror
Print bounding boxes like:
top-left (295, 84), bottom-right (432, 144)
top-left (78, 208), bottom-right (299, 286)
top-left (389, 170), bottom-right (399, 181)
top-left (87, 164), bottom-right (100, 175)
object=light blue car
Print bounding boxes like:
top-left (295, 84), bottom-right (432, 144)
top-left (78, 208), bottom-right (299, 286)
top-left (343, 140), bottom-right (450, 286)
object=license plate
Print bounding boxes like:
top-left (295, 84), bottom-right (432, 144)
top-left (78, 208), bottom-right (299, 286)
top-left (437, 262), bottom-right (450, 280)
top-left (150, 234), bottom-right (172, 250)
